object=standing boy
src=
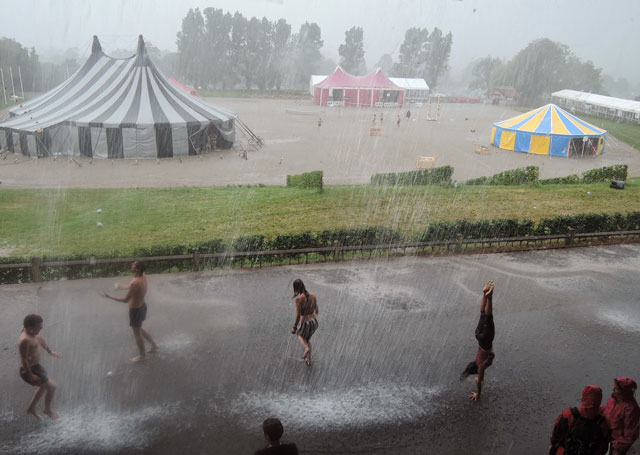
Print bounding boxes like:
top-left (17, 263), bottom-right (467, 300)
top-left (18, 314), bottom-right (62, 420)
top-left (101, 261), bottom-right (158, 362)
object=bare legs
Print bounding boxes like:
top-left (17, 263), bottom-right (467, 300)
top-left (130, 327), bottom-right (159, 363)
top-left (27, 380), bottom-right (58, 420)
top-left (297, 335), bottom-right (312, 365)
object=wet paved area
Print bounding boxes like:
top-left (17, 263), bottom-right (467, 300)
top-left (1, 244), bottom-right (639, 454)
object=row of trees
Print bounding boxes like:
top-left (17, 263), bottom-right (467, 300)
top-left (176, 8), bottom-right (454, 91)
top-left (337, 26), bottom-right (454, 91)
top-left (469, 38), bottom-right (605, 105)
top-left (0, 37), bottom-right (82, 98)
top-left (176, 8), bottom-right (325, 90)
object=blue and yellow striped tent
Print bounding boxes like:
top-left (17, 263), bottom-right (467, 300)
top-left (490, 104), bottom-right (606, 157)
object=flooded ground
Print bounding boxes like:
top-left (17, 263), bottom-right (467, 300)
top-left (1, 100), bottom-right (638, 188)
top-left (1, 244), bottom-right (639, 454)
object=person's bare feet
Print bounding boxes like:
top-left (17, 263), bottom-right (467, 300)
top-left (43, 409), bottom-right (60, 420)
top-left (27, 407), bottom-right (44, 421)
top-left (129, 355), bottom-right (146, 363)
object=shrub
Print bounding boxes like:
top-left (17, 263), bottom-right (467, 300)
top-left (581, 165), bottom-right (628, 183)
top-left (317, 226), bottom-right (404, 247)
top-left (466, 166), bottom-right (539, 186)
top-left (287, 170), bottom-right (323, 190)
top-left (414, 218), bottom-right (534, 242)
top-left (371, 166), bottom-right (454, 186)
top-left (539, 174), bottom-right (581, 185)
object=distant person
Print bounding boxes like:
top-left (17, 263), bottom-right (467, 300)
top-left (317, 117), bottom-right (322, 128)
top-left (460, 280), bottom-right (495, 400)
top-left (101, 261), bottom-right (158, 363)
top-left (549, 385), bottom-right (610, 455)
top-left (18, 314), bottom-right (62, 420)
top-left (372, 113), bottom-right (377, 125)
top-left (406, 109), bottom-right (411, 119)
top-left (396, 115), bottom-right (401, 127)
top-left (254, 417), bottom-right (298, 454)
top-left (291, 279), bottom-right (318, 366)
top-left (601, 377), bottom-right (639, 455)
top-left (380, 112), bottom-right (384, 123)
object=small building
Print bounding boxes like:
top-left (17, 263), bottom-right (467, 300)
top-left (312, 67), bottom-right (405, 107)
top-left (487, 86), bottom-right (518, 105)
top-left (552, 89), bottom-right (640, 124)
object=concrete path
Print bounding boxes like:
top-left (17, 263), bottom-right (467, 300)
top-left (1, 244), bottom-right (639, 454)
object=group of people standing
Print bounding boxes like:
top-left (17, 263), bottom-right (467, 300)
top-left (15, 265), bottom-right (638, 454)
top-left (550, 380), bottom-right (639, 455)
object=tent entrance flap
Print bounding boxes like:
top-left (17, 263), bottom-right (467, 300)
top-left (106, 128), bottom-right (124, 159)
top-left (78, 127), bottom-right (92, 158)
top-left (155, 124), bottom-right (173, 158)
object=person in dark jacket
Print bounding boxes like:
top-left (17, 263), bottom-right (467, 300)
top-left (549, 385), bottom-right (610, 455)
top-left (254, 417), bottom-right (298, 455)
top-left (600, 377), bottom-right (639, 455)
top-left (460, 280), bottom-right (495, 400)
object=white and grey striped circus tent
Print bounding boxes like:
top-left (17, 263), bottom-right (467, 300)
top-left (0, 35), bottom-right (236, 158)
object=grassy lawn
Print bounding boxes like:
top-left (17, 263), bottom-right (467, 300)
top-left (1, 180), bottom-right (639, 257)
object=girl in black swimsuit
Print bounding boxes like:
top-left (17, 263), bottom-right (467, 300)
top-left (291, 279), bottom-right (319, 366)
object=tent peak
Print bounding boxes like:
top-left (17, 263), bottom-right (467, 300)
top-left (91, 36), bottom-right (102, 54)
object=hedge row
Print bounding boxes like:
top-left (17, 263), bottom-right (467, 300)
top-left (286, 170), bottom-right (323, 190)
top-left (539, 165), bottom-right (628, 185)
top-left (466, 166), bottom-right (540, 186)
top-left (371, 166), bottom-right (454, 186)
top-left (2, 212), bottom-right (639, 284)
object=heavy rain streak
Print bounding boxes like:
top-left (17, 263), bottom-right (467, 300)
top-left (0, 1), bottom-right (639, 454)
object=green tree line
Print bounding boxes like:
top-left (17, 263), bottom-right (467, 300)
top-left (469, 38), bottom-right (605, 105)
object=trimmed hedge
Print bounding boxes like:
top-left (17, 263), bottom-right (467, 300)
top-left (2, 212), bottom-right (640, 284)
top-left (371, 166), bottom-right (454, 186)
top-left (287, 170), bottom-right (323, 190)
top-left (581, 165), bottom-right (628, 183)
top-left (466, 166), bottom-right (539, 186)
top-left (539, 174), bottom-right (581, 185)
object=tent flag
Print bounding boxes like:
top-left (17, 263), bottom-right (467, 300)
top-left (0, 35), bottom-right (236, 158)
top-left (490, 104), bottom-right (606, 157)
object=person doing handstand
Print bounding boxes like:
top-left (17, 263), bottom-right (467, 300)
top-left (291, 279), bottom-right (318, 366)
top-left (18, 314), bottom-right (62, 420)
top-left (460, 280), bottom-right (495, 400)
top-left (101, 261), bottom-right (158, 363)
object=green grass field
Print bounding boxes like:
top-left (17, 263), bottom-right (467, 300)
top-left (1, 180), bottom-right (639, 257)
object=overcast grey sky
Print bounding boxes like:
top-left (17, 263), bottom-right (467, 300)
top-left (2, 0), bottom-right (638, 82)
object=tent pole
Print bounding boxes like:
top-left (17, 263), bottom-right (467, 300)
top-left (0, 69), bottom-right (6, 104)
top-left (18, 66), bottom-right (25, 100)
top-left (9, 67), bottom-right (16, 100)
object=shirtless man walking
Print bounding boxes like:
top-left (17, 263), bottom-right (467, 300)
top-left (18, 314), bottom-right (62, 420)
top-left (101, 261), bottom-right (158, 362)
top-left (460, 280), bottom-right (495, 400)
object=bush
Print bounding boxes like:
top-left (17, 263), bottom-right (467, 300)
top-left (317, 226), bottom-right (404, 247)
top-left (581, 165), bottom-right (628, 183)
top-left (414, 218), bottom-right (535, 242)
top-left (287, 170), bottom-right (323, 191)
top-left (539, 174), bottom-right (581, 185)
top-left (533, 212), bottom-right (629, 235)
top-left (371, 166), bottom-right (454, 186)
top-left (466, 166), bottom-right (539, 185)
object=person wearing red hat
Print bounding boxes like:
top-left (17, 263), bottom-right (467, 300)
top-left (600, 377), bottom-right (639, 455)
top-left (549, 385), bottom-right (610, 455)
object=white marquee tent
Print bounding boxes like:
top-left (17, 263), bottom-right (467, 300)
top-left (552, 89), bottom-right (640, 123)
